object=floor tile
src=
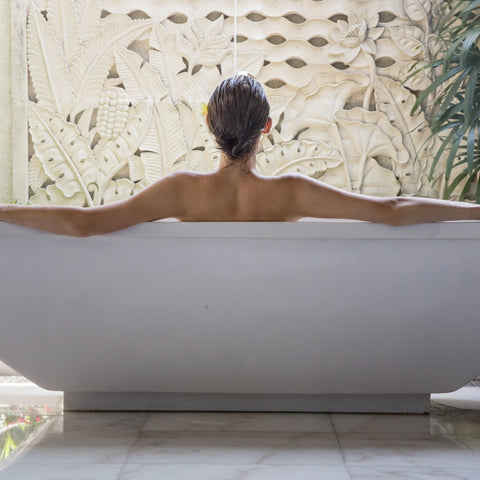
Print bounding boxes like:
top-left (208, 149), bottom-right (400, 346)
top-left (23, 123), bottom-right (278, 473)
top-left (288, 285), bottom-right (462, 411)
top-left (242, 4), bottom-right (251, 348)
top-left (338, 433), bottom-right (480, 468)
top-left (331, 414), bottom-right (431, 435)
top-left (348, 465), bottom-right (480, 479)
top-left (120, 463), bottom-right (351, 480)
top-left (430, 407), bottom-right (480, 436)
top-left (0, 463), bottom-right (123, 480)
top-left (16, 430), bottom-right (137, 465)
top-left (128, 431), bottom-right (344, 465)
top-left (143, 412), bottom-right (333, 432)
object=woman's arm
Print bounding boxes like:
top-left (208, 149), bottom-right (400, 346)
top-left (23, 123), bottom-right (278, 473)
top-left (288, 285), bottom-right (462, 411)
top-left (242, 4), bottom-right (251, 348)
top-left (289, 175), bottom-right (480, 225)
top-left (0, 172), bottom-right (187, 236)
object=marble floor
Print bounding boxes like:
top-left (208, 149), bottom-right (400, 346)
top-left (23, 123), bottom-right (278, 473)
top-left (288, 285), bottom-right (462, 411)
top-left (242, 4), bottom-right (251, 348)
top-left (0, 380), bottom-right (479, 479)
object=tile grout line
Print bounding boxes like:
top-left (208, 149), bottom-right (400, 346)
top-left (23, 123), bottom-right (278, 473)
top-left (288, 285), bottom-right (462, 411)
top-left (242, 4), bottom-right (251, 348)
top-left (116, 412), bottom-right (150, 480)
top-left (329, 413), bottom-right (353, 480)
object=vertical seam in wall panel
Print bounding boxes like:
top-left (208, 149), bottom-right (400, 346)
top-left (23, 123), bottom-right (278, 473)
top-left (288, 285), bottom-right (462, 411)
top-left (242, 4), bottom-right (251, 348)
top-left (11, 0), bottom-right (28, 204)
top-left (0, 0), bottom-right (12, 202)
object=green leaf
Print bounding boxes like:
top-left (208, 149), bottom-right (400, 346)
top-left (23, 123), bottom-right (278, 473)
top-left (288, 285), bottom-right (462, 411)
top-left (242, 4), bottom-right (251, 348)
top-left (429, 128), bottom-right (456, 179)
top-left (467, 125), bottom-right (477, 173)
top-left (465, 0), bottom-right (480, 12)
top-left (460, 31), bottom-right (480, 65)
top-left (476, 174), bottom-right (480, 203)
top-left (435, 69), bottom-right (470, 119)
top-left (459, 172), bottom-right (476, 201)
top-left (445, 131), bottom-right (464, 180)
top-left (445, 169), bottom-right (469, 198)
top-left (412, 65), bottom-right (464, 113)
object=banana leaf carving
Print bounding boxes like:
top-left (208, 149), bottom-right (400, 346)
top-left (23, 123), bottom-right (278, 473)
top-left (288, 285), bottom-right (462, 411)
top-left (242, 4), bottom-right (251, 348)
top-left (115, 47), bottom-right (168, 103)
top-left (128, 155), bottom-right (145, 183)
top-left (30, 185), bottom-right (86, 206)
top-left (27, 4), bottom-right (74, 117)
top-left (103, 179), bottom-right (139, 204)
top-left (149, 23), bottom-right (188, 103)
top-left (47, 0), bottom-right (81, 64)
top-left (28, 102), bottom-right (98, 206)
top-left (69, 19), bottom-right (154, 117)
top-left (115, 48), bottom-right (187, 166)
top-left (177, 102), bottom-right (219, 172)
top-left (28, 154), bottom-right (49, 194)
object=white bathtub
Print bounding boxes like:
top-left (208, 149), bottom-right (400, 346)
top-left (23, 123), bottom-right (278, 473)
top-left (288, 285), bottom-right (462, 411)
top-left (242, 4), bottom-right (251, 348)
top-left (0, 220), bottom-right (479, 413)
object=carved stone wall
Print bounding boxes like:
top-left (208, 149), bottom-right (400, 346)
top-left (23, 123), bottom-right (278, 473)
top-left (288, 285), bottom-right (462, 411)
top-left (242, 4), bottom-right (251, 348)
top-left (25, 0), bottom-right (441, 207)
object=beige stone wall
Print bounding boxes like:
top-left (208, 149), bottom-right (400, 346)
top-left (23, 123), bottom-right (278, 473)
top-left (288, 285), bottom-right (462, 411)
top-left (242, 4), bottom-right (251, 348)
top-left (0, 0), bottom-right (12, 203)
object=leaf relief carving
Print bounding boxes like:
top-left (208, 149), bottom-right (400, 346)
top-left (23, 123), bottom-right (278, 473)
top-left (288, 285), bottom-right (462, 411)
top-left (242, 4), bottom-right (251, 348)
top-left (280, 68), bottom-right (370, 141)
top-left (404, 0), bottom-right (431, 22)
top-left (103, 179), bottom-right (141, 204)
top-left (257, 141), bottom-right (342, 177)
top-left (390, 26), bottom-right (425, 57)
top-left (177, 102), bottom-right (219, 173)
top-left (28, 102), bottom-right (98, 206)
top-left (374, 77), bottom-right (438, 195)
top-left (30, 185), bottom-right (86, 206)
top-left (94, 101), bottom-right (152, 185)
top-left (114, 47), bottom-right (187, 169)
top-left (149, 23), bottom-right (188, 104)
top-left (176, 17), bottom-right (230, 70)
top-left (76, 0), bottom-right (102, 43)
top-left (69, 19), bottom-right (154, 117)
top-left (27, 4), bottom-right (74, 117)
top-left (46, 0), bottom-right (81, 64)
top-left (28, 154), bottom-right (49, 194)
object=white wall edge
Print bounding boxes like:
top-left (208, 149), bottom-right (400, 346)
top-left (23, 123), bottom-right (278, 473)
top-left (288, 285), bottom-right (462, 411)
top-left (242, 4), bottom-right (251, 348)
top-left (11, 0), bottom-right (28, 204)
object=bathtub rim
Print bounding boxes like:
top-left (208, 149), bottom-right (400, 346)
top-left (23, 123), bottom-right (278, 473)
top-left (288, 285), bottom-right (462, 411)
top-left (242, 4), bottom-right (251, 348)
top-left (1, 219), bottom-right (480, 240)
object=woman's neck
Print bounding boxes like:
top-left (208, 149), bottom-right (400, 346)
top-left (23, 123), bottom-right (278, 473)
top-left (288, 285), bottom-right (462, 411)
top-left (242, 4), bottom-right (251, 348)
top-left (218, 152), bottom-right (257, 174)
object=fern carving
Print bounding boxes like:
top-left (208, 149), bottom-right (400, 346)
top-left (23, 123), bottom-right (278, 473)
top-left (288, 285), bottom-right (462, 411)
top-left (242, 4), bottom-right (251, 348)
top-left (27, 4), bottom-right (74, 117)
top-left (46, 0), bottom-right (81, 64)
top-left (76, 0), bottom-right (102, 43)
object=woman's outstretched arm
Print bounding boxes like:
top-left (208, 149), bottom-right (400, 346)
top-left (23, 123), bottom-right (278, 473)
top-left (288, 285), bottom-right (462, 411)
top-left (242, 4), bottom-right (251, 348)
top-left (289, 175), bottom-right (480, 225)
top-left (0, 172), bottom-right (187, 236)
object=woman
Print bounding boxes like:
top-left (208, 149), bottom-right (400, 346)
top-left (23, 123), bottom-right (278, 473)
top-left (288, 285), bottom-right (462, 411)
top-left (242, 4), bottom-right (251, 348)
top-left (1, 74), bottom-right (479, 236)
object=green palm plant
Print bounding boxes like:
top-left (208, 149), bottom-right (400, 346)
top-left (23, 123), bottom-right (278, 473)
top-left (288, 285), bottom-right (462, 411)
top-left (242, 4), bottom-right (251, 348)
top-left (412, 0), bottom-right (480, 201)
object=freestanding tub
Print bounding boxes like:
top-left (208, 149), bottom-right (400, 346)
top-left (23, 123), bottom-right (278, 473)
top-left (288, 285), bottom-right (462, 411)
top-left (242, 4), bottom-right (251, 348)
top-left (0, 220), bottom-right (479, 413)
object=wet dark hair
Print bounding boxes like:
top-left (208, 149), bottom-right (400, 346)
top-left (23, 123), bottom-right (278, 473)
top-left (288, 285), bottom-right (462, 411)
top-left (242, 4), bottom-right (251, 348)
top-left (207, 74), bottom-right (270, 162)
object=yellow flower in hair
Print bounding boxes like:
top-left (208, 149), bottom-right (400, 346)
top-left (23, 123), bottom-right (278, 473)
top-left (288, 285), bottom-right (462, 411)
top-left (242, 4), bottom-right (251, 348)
top-left (200, 102), bottom-right (208, 116)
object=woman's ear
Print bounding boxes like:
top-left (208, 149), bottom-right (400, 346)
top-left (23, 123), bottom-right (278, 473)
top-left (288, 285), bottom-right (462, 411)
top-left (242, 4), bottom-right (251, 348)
top-left (262, 117), bottom-right (273, 134)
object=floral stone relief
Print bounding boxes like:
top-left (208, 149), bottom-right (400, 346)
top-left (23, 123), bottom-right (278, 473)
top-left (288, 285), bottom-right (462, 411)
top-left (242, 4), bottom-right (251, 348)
top-left (26, 0), bottom-right (441, 207)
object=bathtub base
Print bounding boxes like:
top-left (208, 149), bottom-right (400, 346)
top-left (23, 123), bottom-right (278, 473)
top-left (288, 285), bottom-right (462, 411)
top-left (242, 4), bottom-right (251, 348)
top-left (63, 392), bottom-right (431, 414)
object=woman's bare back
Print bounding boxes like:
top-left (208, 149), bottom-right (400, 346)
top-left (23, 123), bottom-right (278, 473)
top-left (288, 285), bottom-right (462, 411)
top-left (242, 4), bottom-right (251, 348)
top-left (176, 170), bottom-right (297, 222)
